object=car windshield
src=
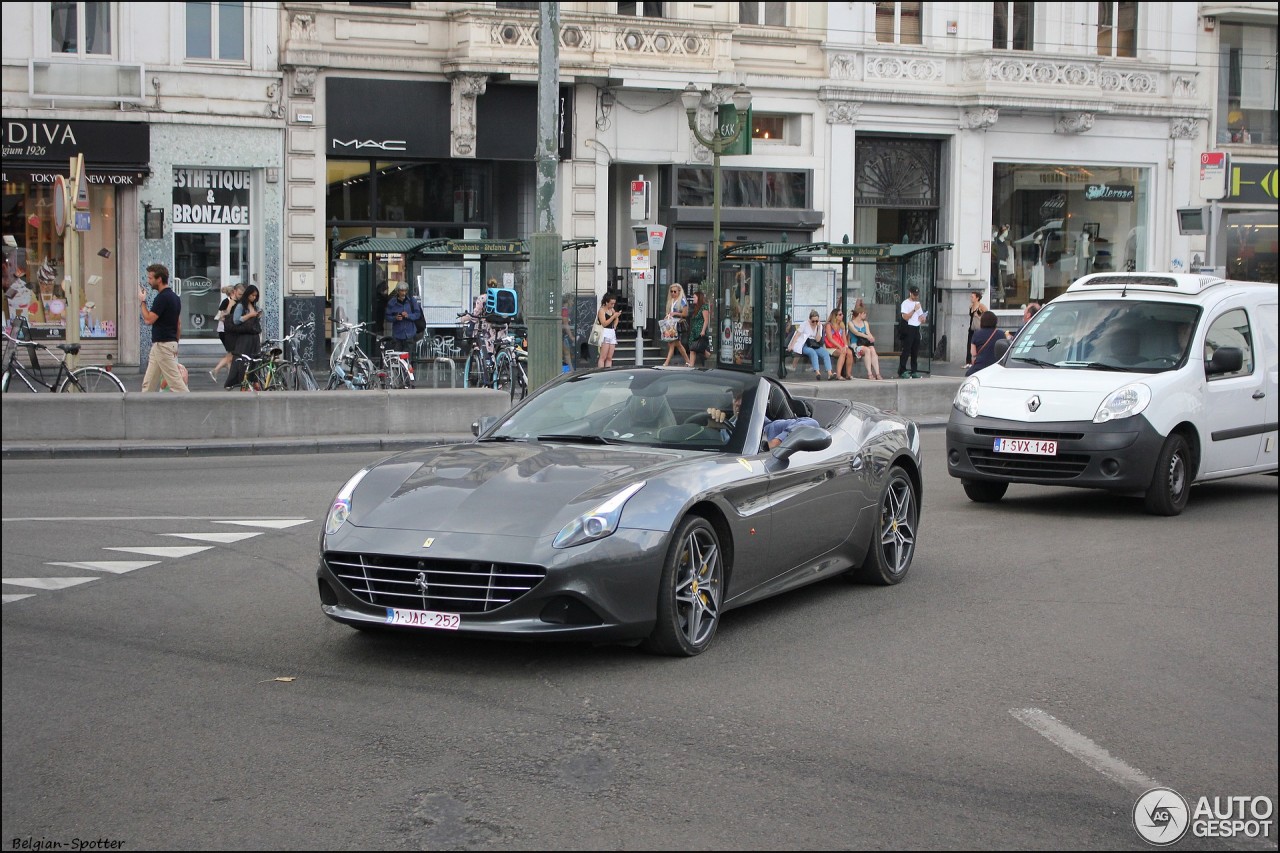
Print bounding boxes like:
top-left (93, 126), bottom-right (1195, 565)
top-left (1007, 299), bottom-right (1203, 373)
top-left (484, 370), bottom-right (760, 453)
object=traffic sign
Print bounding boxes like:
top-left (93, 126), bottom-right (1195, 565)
top-left (53, 175), bottom-right (67, 236)
top-left (1200, 151), bottom-right (1228, 200)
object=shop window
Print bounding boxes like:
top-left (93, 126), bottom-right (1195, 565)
top-left (1097, 1), bottom-right (1137, 58)
top-left (740, 2), bottom-right (785, 26)
top-left (876, 2), bottom-right (922, 45)
top-left (1224, 211), bottom-right (1278, 283)
top-left (991, 163), bottom-right (1150, 307)
top-left (2, 180), bottom-right (119, 340)
top-left (51, 1), bottom-right (112, 56)
top-left (172, 168), bottom-right (253, 340)
top-left (992, 2), bottom-right (1033, 51)
top-left (617, 2), bottom-right (663, 17)
top-left (1216, 22), bottom-right (1278, 146)
top-left (185, 2), bottom-right (247, 62)
top-left (752, 114), bottom-right (786, 142)
top-left (675, 167), bottom-right (810, 209)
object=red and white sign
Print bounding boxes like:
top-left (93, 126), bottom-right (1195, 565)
top-left (630, 179), bottom-right (650, 221)
top-left (1199, 151), bottom-right (1228, 200)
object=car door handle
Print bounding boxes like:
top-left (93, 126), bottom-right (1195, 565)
top-left (1254, 391), bottom-right (1266, 399)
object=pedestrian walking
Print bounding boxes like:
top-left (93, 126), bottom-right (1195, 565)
top-left (139, 263), bottom-right (189, 392)
top-left (211, 282), bottom-right (245, 382)
top-left (223, 284), bottom-right (263, 390)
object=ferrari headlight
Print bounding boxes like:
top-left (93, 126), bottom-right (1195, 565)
top-left (1094, 382), bottom-right (1151, 424)
top-left (553, 482), bottom-right (646, 549)
top-left (954, 377), bottom-right (980, 419)
top-left (325, 468), bottom-right (371, 535)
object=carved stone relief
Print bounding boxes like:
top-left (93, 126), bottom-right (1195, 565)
top-left (290, 13), bottom-right (317, 44)
top-left (1055, 112), bottom-right (1095, 134)
top-left (292, 66), bottom-right (317, 98)
top-left (960, 108), bottom-right (999, 130)
top-left (1169, 118), bottom-right (1199, 140)
top-left (449, 73), bottom-right (488, 158)
top-left (829, 53), bottom-right (856, 80)
top-left (864, 56), bottom-right (943, 82)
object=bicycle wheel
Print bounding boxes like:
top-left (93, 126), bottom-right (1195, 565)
top-left (1, 370), bottom-right (8, 392)
top-left (297, 362), bottom-right (318, 391)
top-left (514, 360), bottom-right (529, 402)
top-left (264, 364), bottom-right (290, 391)
top-left (494, 352), bottom-right (513, 399)
top-left (463, 349), bottom-right (484, 389)
top-left (60, 366), bottom-right (125, 393)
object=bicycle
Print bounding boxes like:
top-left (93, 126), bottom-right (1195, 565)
top-left (273, 321), bottom-right (320, 391)
top-left (458, 308), bottom-right (504, 390)
top-left (2, 320), bottom-right (126, 393)
top-left (326, 320), bottom-right (377, 390)
top-left (375, 336), bottom-right (415, 389)
top-left (492, 327), bottom-right (528, 404)
top-left (230, 339), bottom-right (287, 391)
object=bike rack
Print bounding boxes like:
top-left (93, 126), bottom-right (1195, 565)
top-left (426, 357), bottom-right (456, 388)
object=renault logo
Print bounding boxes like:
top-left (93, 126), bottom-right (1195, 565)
top-left (1027, 395), bottom-right (1042, 413)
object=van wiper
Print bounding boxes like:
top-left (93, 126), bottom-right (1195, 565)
top-left (1010, 356), bottom-right (1057, 368)
top-left (1061, 361), bottom-right (1125, 372)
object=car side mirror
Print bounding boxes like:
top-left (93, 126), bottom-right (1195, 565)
top-left (472, 415), bottom-right (498, 437)
top-left (1206, 346), bottom-right (1243, 376)
top-left (770, 425), bottom-right (832, 463)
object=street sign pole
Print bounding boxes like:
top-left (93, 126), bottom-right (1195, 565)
top-left (64, 154), bottom-right (85, 363)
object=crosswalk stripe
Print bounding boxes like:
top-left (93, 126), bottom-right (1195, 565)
top-left (46, 561), bottom-right (161, 574)
top-left (211, 519), bottom-right (311, 529)
top-left (3, 594), bottom-right (36, 604)
top-left (3, 577), bottom-right (98, 590)
top-left (161, 532), bottom-right (263, 543)
top-left (103, 546), bottom-right (213, 558)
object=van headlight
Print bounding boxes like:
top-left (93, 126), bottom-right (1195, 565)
top-left (325, 468), bottom-right (371, 535)
top-left (1094, 383), bottom-right (1151, 423)
top-left (954, 377), bottom-right (980, 419)
top-left (553, 482), bottom-right (646, 549)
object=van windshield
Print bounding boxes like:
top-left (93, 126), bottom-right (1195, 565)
top-left (1007, 300), bottom-right (1203, 373)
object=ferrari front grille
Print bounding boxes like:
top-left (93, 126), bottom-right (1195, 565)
top-left (325, 551), bottom-right (545, 613)
top-left (967, 449), bottom-right (1090, 479)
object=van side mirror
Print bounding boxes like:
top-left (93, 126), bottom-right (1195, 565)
top-left (1206, 346), bottom-right (1243, 376)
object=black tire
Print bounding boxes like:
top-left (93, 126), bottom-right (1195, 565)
top-left (1144, 433), bottom-right (1192, 516)
top-left (514, 362), bottom-right (528, 401)
top-left (61, 366), bottom-right (125, 393)
top-left (494, 353), bottom-right (514, 401)
top-left (297, 363), bottom-right (318, 391)
top-left (463, 349), bottom-right (484, 389)
top-left (962, 480), bottom-right (1008, 503)
top-left (1, 370), bottom-right (9, 392)
top-left (641, 516), bottom-right (724, 657)
top-left (853, 466), bottom-right (918, 585)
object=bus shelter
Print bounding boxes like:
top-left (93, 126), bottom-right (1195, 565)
top-left (331, 236), bottom-right (596, 365)
top-left (715, 241), bottom-right (951, 378)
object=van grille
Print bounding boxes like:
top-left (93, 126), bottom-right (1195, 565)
top-left (325, 551), bottom-right (545, 613)
top-left (968, 449), bottom-right (1090, 479)
top-left (973, 427), bottom-right (1086, 441)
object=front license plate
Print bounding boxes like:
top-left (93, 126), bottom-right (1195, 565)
top-left (993, 437), bottom-right (1058, 456)
top-left (385, 607), bottom-right (460, 631)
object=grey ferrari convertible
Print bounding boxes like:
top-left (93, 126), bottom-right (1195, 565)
top-left (317, 367), bottom-right (923, 656)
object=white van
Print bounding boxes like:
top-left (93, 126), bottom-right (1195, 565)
top-left (946, 273), bottom-right (1278, 515)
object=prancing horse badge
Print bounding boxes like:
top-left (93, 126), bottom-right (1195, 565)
top-left (422, 537), bottom-right (435, 548)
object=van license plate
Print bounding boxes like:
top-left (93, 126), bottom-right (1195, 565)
top-left (993, 438), bottom-right (1057, 456)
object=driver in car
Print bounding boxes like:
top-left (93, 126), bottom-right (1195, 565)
top-left (708, 390), bottom-right (820, 449)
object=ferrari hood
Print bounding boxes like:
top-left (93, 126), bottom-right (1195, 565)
top-left (347, 441), bottom-right (695, 536)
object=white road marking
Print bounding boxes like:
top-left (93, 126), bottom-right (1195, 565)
top-left (3, 594), bottom-right (36, 604)
top-left (161, 532), bottom-right (263, 543)
top-left (211, 519), bottom-right (311, 529)
top-left (1011, 707), bottom-right (1159, 796)
top-left (46, 561), bottom-right (161, 574)
top-left (3, 577), bottom-right (99, 590)
top-left (103, 546), bottom-right (213, 558)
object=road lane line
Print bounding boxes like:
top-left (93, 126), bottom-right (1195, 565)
top-left (3, 577), bottom-right (99, 590)
top-left (3, 594), bottom-right (36, 604)
top-left (103, 546), bottom-right (214, 558)
top-left (47, 561), bottom-right (161, 574)
top-left (1010, 707), bottom-right (1160, 796)
top-left (162, 532), bottom-right (264, 543)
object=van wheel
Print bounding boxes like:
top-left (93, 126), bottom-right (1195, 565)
top-left (1144, 434), bottom-right (1191, 516)
top-left (962, 480), bottom-right (1008, 503)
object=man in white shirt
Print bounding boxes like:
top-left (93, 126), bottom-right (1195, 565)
top-left (898, 285), bottom-right (927, 379)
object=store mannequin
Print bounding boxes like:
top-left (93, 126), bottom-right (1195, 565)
top-left (992, 225), bottom-right (1014, 307)
top-left (1077, 229), bottom-right (1092, 277)
top-left (1030, 232), bottom-right (1046, 300)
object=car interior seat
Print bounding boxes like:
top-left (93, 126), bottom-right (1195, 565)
top-left (1106, 328), bottom-right (1143, 366)
top-left (619, 391), bottom-right (676, 433)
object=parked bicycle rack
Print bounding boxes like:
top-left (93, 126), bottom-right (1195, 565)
top-left (425, 357), bottom-right (456, 388)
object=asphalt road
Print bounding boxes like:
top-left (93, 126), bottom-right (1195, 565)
top-left (2, 433), bottom-right (1276, 850)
